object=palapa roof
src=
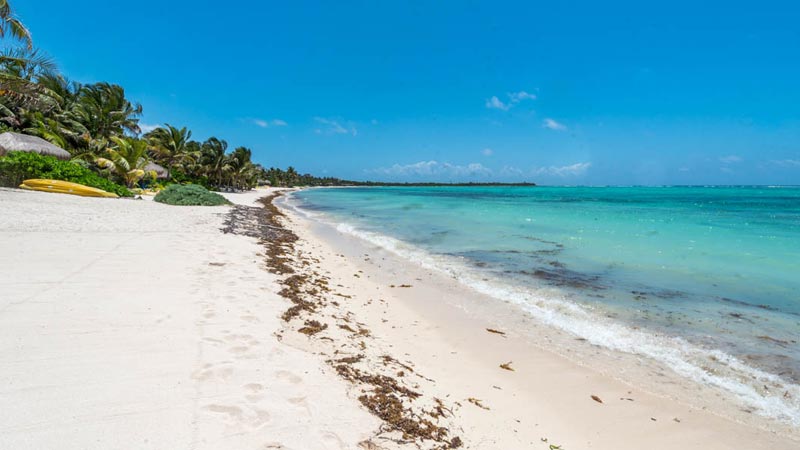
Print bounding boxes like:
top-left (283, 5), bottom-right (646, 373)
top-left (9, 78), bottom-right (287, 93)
top-left (0, 132), bottom-right (72, 160)
top-left (145, 162), bottom-right (170, 179)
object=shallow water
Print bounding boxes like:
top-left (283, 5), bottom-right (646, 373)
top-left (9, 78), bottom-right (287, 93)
top-left (290, 186), bottom-right (800, 424)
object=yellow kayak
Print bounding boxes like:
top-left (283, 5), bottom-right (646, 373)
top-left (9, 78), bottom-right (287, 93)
top-left (19, 179), bottom-right (119, 198)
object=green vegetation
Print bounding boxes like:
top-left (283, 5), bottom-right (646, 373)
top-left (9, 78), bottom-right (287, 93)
top-left (153, 184), bottom-right (230, 206)
top-left (0, 151), bottom-right (132, 196)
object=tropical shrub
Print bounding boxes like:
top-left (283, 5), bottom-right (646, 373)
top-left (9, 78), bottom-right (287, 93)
top-left (169, 169), bottom-right (212, 189)
top-left (153, 183), bottom-right (230, 206)
top-left (0, 150), bottom-right (132, 196)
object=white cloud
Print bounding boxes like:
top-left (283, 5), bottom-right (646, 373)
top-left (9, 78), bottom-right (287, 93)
top-left (139, 123), bottom-right (159, 133)
top-left (542, 118), bottom-right (567, 131)
top-left (500, 165), bottom-right (523, 176)
top-left (768, 159), bottom-right (800, 168)
top-left (719, 155), bottom-right (742, 164)
top-left (486, 90), bottom-right (536, 111)
top-left (485, 96), bottom-right (509, 111)
top-left (254, 118), bottom-right (287, 128)
top-left (532, 162), bottom-right (591, 177)
top-left (508, 91), bottom-right (536, 103)
top-left (314, 117), bottom-right (357, 136)
top-left (482, 148), bottom-right (494, 156)
top-left (371, 160), bottom-right (492, 177)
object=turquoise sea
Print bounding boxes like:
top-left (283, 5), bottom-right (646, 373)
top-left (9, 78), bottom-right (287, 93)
top-left (289, 186), bottom-right (800, 424)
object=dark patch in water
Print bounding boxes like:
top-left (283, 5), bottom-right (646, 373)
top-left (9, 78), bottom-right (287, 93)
top-left (720, 296), bottom-right (800, 317)
top-left (517, 267), bottom-right (607, 291)
top-left (727, 312), bottom-right (756, 324)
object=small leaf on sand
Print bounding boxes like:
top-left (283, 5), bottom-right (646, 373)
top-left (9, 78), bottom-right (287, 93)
top-left (500, 361), bottom-right (514, 371)
top-left (467, 397), bottom-right (490, 410)
top-left (486, 328), bottom-right (506, 336)
top-left (591, 395), bottom-right (603, 404)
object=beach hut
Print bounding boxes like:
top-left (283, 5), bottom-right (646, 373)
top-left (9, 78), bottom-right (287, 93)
top-left (0, 132), bottom-right (71, 160)
top-left (145, 162), bottom-right (169, 179)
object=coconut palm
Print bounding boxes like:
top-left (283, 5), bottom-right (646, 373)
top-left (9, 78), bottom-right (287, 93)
top-left (96, 137), bottom-right (155, 187)
top-left (200, 137), bottom-right (229, 187)
top-left (74, 82), bottom-right (142, 139)
top-left (0, 0), bottom-right (32, 49)
top-left (225, 146), bottom-right (258, 189)
top-left (0, 47), bottom-right (55, 80)
top-left (0, 48), bottom-right (57, 124)
top-left (145, 124), bottom-right (195, 175)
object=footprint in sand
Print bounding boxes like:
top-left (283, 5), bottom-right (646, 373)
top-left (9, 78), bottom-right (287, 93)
top-left (229, 346), bottom-right (250, 354)
top-left (192, 364), bottom-right (234, 382)
top-left (287, 396), bottom-right (311, 414)
top-left (244, 383), bottom-right (266, 402)
top-left (204, 404), bottom-right (243, 420)
top-left (275, 370), bottom-right (303, 384)
top-left (244, 383), bottom-right (265, 392)
top-left (204, 404), bottom-right (271, 429)
top-left (320, 431), bottom-right (345, 448)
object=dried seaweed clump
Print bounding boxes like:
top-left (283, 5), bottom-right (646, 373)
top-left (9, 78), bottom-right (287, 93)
top-left (298, 320), bottom-right (328, 336)
top-left (335, 363), bottom-right (461, 449)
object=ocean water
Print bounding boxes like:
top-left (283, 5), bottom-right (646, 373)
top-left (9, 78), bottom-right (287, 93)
top-left (289, 186), bottom-right (800, 425)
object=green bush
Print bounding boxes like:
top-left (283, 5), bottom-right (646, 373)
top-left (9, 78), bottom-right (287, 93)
top-left (169, 169), bottom-right (213, 189)
top-left (0, 151), bottom-right (133, 197)
top-left (153, 184), bottom-right (231, 206)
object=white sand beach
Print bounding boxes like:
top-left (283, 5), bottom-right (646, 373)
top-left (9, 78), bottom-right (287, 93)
top-left (0, 188), bottom-right (378, 449)
top-left (1, 187), bottom-right (797, 449)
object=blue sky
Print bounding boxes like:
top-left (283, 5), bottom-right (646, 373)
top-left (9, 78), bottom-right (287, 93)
top-left (14, 1), bottom-right (800, 184)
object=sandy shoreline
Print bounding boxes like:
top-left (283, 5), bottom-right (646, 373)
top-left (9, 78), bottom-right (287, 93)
top-left (276, 191), bottom-right (799, 449)
top-left (1, 187), bottom-right (797, 449)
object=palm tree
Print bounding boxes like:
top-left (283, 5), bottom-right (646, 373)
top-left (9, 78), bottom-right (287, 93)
top-left (286, 166), bottom-right (298, 187)
top-left (145, 124), bottom-right (194, 176)
top-left (0, 48), bottom-right (57, 125)
top-left (75, 82), bottom-right (142, 139)
top-left (0, 47), bottom-right (55, 80)
top-left (96, 137), bottom-right (155, 187)
top-left (200, 137), bottom-right (229, 187)
top-left (220, 146), bottom-right (252, 190)
top-left (0, 0), bottom-right (32, 49)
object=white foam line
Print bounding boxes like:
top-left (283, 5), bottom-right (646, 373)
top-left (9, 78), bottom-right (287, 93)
top-left (292, 202), bottom-right (800, 426)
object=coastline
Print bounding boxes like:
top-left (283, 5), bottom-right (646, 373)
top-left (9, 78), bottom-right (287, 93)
top-left (275, 189), bottom-right (800, 448)
top-left (1, 187), bottom-right (797, 449)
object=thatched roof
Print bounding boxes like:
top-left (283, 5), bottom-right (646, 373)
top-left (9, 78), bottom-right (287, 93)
top-left (145, 162), bottom-right (169, 179)
top-left (0, 132), bottom-right (71, 160)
